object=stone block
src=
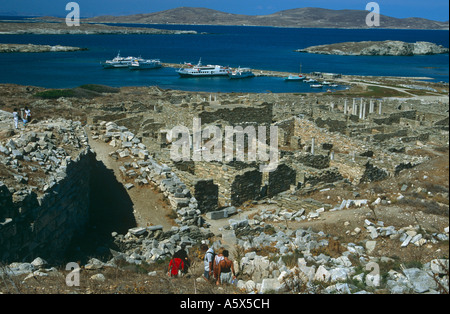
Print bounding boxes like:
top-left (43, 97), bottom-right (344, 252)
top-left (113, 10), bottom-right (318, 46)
top-left (260, 279), bottom-right (281, 294)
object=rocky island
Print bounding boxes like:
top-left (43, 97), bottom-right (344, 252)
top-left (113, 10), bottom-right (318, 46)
top-left (296, 40), bottom-right (449, 56)
top-left (0, 21), bottom-right (197, 35)
top-left (85, 7), bottom-right (450, 30)
top-left (0, 43), bottom-right (87, 53)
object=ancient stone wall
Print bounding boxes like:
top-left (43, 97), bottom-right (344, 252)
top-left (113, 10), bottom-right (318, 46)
top-left (267, 164), bottom-right (297, 197)
top-left (198, 102), bottom-right (273, 126)
top-left (231, 169), bottom-right (262, 206)
top-left (193, 179), bottom-right (219, 213)
top-left (373, 110), bottom-right (417, 125)
top-left (0, 148), bottom-right (93, 263)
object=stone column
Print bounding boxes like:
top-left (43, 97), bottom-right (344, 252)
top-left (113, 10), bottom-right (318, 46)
top-left (359, 99), bottom-right (363, 119)
top-left (378, 100), bottom-right (383, 115)
top-left (344, 99), bottom-right (348, 115)
top-left (362, 100), bottom-right (366, 120)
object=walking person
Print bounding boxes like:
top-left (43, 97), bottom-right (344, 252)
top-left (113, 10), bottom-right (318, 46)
top-left (201, 244), bottom-right (215, 281)
top-left (216, 250), bottom-right (236, 286)
top-left (174, 243), bottom-right (190, 275)
top-left (168, 255), bottom-right (185, 278)
top-left (24, 107), bottom-right (31, 123)
top-left (13, 108), bottom-right (19, 129)
top-left (213, 247), bottom-right (225, 281)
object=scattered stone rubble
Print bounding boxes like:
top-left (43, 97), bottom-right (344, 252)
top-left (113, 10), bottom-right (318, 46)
top-left (0, 116), bottom-right (89, 194)
top-left (2, 221), bottom-right (447, 294)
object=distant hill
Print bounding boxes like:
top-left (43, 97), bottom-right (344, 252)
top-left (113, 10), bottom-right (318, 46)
top-left (86, 7), bottom-right (449, 30)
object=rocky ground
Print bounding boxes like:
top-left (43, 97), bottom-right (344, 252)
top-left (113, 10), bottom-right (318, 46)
top-left (0, 76), bottom-right (448, 294)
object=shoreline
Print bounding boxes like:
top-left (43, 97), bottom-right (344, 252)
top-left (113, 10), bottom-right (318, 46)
top-left (1, 69), bottom-right (447, 98)
top-left (163, 62), bottom-right (442, 82)
top-left (0, 43), bottom-right (87, 53)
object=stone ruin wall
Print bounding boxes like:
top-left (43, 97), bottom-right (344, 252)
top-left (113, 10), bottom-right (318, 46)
top-left (0, 148), bottom-right (93, 263)
top-left (198, 102), bottom-right (273, 126)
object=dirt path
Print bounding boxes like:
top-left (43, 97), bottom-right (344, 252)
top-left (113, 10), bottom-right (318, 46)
top-left (87, 128), bottom-right (175, 232)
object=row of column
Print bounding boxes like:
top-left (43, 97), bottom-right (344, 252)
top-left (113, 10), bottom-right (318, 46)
top-left (338, 98), bottom-right (383, 119)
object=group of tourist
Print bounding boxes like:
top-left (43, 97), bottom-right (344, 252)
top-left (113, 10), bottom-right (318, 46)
top-left (12, 107), bottom-right (32, 129)
top-left (167, 243), bottom-right (237, 286)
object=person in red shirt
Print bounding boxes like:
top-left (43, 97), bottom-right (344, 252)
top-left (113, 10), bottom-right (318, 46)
top-left (168, 257), bottom-right (184, 277)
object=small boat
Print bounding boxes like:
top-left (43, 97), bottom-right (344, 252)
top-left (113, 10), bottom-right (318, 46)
top-left (129, 58), bottom-right (162, 70)
top-left (285, 74), bottom-right (305, 81)
top-left (304, 78), bottom-right (317, 83)
top-left (285, 63), bottom-right (305, 81)
top-left (329, 84), bottom-right (339, 88)
top-left (310, 84), bottom-right (323, 88)
top-left (228, 67), bottom-right (255, 79)
top-left (322, 81), bottom-right (332, 85)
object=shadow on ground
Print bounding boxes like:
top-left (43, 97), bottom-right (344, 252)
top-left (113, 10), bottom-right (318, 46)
top-left (65, 157), bottom-right (136, 264)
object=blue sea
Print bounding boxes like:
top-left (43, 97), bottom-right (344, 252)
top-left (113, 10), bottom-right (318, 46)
top-left (0, 18), bottom-right (448, 93)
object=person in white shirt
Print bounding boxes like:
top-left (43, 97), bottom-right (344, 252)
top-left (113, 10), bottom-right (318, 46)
top-left (201, 244), bottom-right (215, 281)
top-left (24, 107), bottom-right (31, 124)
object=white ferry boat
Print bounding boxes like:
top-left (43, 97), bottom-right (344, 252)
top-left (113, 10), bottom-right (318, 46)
top-left (129, 58), bottom-right (162, 70)
top-left (228, 67), bottom-right (255, 79)
top-left (102, 52), bottom-right (162, 70)
top-left (101, 52), bottom-right (135, 69)
top-left (176, 59), bottom-right (230, 77)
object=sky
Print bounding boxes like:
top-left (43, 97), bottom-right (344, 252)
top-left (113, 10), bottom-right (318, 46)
top-left (1, 0), bottom-right (449, 21)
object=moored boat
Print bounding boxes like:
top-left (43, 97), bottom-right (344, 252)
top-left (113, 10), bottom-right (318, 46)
top-left (228, 67), bottom-right (255, 79)
top-left (101, 52), bottom-right (134, 69)
top-left (285, 74), bottom-right (305, 81)
top-left (102, 52), bottom-right (162, 70)
top-left (129, 58), bottom-right (162, 70)
top-left (176, 59), bottom-right (230, 77)
top-left (285, 63), bottom-right (305, 81)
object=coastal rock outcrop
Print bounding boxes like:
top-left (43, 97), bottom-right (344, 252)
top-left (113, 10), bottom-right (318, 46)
top-left (0, 22), bottom-right (197, 35)
top-left (296, 40), bottom-right (449, 56)
top-left (0, 43), bottom-right (88, 53)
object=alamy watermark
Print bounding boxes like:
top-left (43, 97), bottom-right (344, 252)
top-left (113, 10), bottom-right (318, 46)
top-left (66, 2), bottom-right (80, 26)
top-left (65, 262), bottom-right (81, 286)
top-left (366, 2), bottom-right (381, 27)
top-left (169, 118), bottom-right (279, 173)
top-left (365, 262), bottom-right (381, 287)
